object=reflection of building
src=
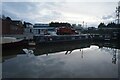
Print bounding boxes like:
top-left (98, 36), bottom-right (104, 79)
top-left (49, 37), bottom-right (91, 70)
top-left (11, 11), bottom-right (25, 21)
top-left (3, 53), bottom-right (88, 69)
top-left (33, 24), bottom-right (55, 35)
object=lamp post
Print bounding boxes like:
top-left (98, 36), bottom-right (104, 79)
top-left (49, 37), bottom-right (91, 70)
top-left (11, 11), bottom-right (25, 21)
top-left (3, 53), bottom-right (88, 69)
top-left (116, 1), bottom-right (120, 24)
top-left (82, 21), bottom-right (84, 28)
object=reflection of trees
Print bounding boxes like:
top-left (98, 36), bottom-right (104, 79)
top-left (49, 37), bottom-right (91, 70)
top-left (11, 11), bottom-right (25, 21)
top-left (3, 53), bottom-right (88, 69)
top-left (65, 50), bottom-right (73, 55)
top-left (112, 49), bottom-right (117, 64)
top-left (92, 41), bottom-right (119, 64)
top-left (93, 42), bottom-right (120, 49)
top-left (100, 47), bottom-right (118, 64)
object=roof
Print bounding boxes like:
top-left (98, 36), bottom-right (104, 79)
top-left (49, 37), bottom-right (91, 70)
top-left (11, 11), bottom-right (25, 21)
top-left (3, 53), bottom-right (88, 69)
top-left (12, 20), bottom-right (21, 23)
top-left (33, 27), bottom-right (55, 29)
top-left (25, 22), bottom-right (33, 25)
top-left (34, 23), bottom-right (49, 26)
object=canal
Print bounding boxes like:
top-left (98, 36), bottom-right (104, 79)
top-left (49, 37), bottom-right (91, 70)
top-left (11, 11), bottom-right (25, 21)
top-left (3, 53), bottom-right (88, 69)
top-left (2, 42), bottom-right (120, 78)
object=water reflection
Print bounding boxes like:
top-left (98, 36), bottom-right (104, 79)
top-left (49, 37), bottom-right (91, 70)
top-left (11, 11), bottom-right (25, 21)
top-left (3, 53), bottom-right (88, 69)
top-left (99, 46), bottom-right (119, 64)
top-left (65, 50), bottom-right (73, 55)
top-left (80, 49), bottom-right (83, 58)
top-left (2, 42), bottom-right (119, 78)
top-left (22, 49), bottom-right (34, 57)
top-left (112, 49), bottom-right (117, 64)
top-left (2, 42), bottom-right (119, 64)
top-left (90, 45), bottom-right (99, 49)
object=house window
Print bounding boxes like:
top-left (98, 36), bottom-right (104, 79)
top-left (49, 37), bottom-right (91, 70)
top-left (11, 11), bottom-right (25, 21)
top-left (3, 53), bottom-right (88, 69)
top-left (38, 29), bottom-right (40, 34)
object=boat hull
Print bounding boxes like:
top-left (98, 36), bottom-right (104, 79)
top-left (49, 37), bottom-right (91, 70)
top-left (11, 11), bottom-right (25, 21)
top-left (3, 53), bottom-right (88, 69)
top-left (2, 40), bottom-right (28, 49)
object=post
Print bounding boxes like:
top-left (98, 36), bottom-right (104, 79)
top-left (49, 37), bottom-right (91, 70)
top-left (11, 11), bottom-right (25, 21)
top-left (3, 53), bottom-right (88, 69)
top-left (83, 21), bottom-right (84, 28)
top-left (116, 1), bottom-right (120, 24)
top-left (118, 1), bottom-right (120, 24)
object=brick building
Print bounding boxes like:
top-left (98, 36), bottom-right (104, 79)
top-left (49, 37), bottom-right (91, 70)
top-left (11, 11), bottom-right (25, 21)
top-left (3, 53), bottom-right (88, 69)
top-left (2, 17), bottom-right (24, 35)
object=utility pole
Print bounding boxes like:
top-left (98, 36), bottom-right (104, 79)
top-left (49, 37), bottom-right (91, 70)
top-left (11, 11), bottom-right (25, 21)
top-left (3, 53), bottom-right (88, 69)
top-left (82, 21), bottom-right (84, 28)
top-left (116, 1), bottom-right (120, 24)
top-left (86, 23), bottom-right (87, 29)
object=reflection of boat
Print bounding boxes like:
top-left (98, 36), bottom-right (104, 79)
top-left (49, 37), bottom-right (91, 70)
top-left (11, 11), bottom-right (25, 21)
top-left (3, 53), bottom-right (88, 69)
top-left (28, 41), bottom-right (36, 46)
top-left (2, 37), bottom-right (28, 49)
top-left (22, 49), bottom-right (34, 57)
top-left (23, 49), bottom-right (34, 54)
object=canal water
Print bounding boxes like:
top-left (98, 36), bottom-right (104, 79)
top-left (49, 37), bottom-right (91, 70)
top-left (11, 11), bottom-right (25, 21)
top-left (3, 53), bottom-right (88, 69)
top-left (2, 42), bottom-right (119, 78)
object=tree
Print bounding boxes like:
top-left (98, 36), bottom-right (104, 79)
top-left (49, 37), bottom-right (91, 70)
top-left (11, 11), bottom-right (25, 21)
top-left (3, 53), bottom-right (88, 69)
top-left (49, 22), bottom-right (71, 28)
top-left (107, 22), bottom-right (116, 28)
top-left (98, 23), bottom-right (106, 28)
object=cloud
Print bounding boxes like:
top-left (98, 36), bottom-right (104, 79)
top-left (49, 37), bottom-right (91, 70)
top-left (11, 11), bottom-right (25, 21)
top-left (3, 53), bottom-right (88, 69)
top-left (2, 0), bottom-right (120, 2)
top-left (102, 15), bottom-right (115, 20)
top-left (2, 2), bottom-right (63, 23)
top-left (101, 13), bottom-right (116, 24)
top-left (1, 2), bottom-right (118, 27)
top-left (102, 15), bottom-right (113, 20)
top-left (2, 0), bottom-right (66, 2)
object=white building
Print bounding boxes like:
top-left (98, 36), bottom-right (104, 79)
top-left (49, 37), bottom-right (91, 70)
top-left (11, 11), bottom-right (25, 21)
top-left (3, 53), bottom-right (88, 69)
top-left (24, 22), bottom-right (33, 33)
top-left (24, 22), bottom-right (33, 39)
top-left (33, 23), bottom-right (56, 36)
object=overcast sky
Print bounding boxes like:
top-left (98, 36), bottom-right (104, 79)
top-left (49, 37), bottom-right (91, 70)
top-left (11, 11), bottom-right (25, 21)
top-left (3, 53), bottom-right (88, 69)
top-left (1, 0), bottom-right (120, 27)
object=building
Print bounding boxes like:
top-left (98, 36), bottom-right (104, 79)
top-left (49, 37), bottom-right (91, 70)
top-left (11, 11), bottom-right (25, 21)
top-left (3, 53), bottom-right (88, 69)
top-left (2, 17), bottom-right (24, 35)
top-left (34, 24), bottom-right (49, 28)
top-left (72, 24), bottom-right (83, 34)
top-left (72, 24), bottom-right (77, 28)
top-left (24, 22), bottom-right (33, 34)
top-left (88, 27), bottom-right (96, 30)
top-left (33, 23), bottom-right (55, 35)
top-left (23, 22), bottom-right (34, 39)
top-left (0, 18), bottom-right (2, 35)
